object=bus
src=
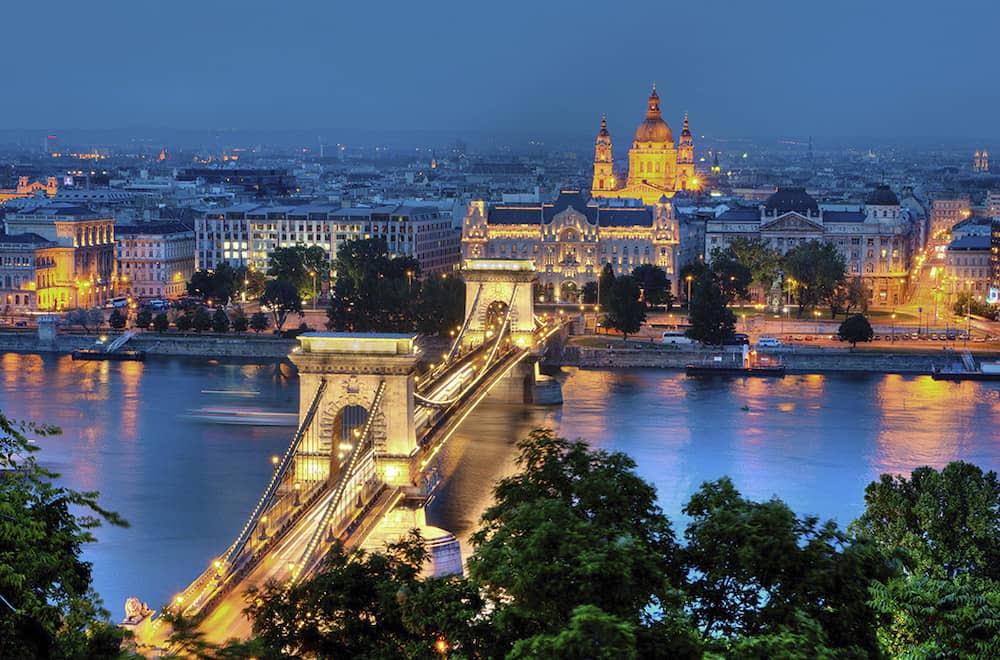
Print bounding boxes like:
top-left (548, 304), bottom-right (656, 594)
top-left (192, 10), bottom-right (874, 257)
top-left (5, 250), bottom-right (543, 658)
top-left (104, 296), bottom-right (128, 309)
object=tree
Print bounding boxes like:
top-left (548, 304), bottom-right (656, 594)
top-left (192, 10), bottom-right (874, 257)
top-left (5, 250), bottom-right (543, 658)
top-left (243, 532), bottom-right (488, 659)
top-left (260, 280), bottom-right (302, 332)
top-left (685, 273), bottom-right (735, 346)
top-left (632, 264), bottom-right (670, 309)
top-left (681, 477), bottom-right (890, 657)
top-left (838, 314), bottom-right (873, 348)
top-left (327, 238), bottom-right (421, 333)
top-left (153, 312), bottom-right (169, 333)
top-left (598, 263), bottom-right (615, 309)
top-left (211, 308), bottom-right (230, 333)
top-left (954, 290), bottom-right (998, 320)
top-left (65, 308), bottom-right (104, 333)
top-left (508, 605), bottom-right (638, 660)
top-left (0, 413), bottom-right (127, 659)
top-left (249, 311), bottom-right (270, 333)
top-left (604, 275), bottom-right (646, 340)
top-left (108, 308), bottom-right (126, 329)
top-left (844, 277), bottom-right (869, 315)
top-left (852, 462), bottom-right (1000, 581)
top-left (191, 307), bottom-right (212, 333)
top-left (175, 313), bottom-right (192, 332)
top-left (268, 244), bottom-right (329, 297)
top-left (187, 263), bottom-right (239, 304)
top-left (135, 309), bottom-right (153, 329)
top-left (416, 273), bottom-right (465, 336)
top-left (663, 289), bottom-right (677, 312)
top-left (581, 281), bottom-right (599, 305)
top-left (709, 248), bottom-right (752, 302)
top-left (239, 268), bottom-right (267, 301)
top-left (853, 463), bottom-right (1000, 657)
top-left (721, 237), bottom-right (783, 297)
top-left (468, 429), bottom-right (698, 657)
top-left (783, 240), bottom-right (846, 317)
top-left (231, 310), bottom-right (249, 333)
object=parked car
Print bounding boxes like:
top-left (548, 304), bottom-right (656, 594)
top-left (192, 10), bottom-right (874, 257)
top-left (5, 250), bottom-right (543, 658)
top-left (757, 336), bottom-right (782, 348)
top-left (721, 333), bottom-right (750, 346)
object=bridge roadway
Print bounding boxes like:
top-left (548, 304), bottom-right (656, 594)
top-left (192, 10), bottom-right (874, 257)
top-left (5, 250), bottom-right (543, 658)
top-left (143, 325), bottom-right (559, 650)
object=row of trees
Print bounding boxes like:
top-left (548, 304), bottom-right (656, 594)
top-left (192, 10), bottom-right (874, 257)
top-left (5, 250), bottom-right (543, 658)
top-left (6, 416), bottom-right (1000, 658)
top-left (326, 238), bottom-right (465, 335)
top-left (693, 237), bottom-right (870, 319)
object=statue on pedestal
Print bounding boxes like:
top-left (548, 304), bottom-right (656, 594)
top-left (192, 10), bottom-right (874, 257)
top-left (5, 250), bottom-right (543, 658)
top-left (767, 269), bottom-right (785, 313)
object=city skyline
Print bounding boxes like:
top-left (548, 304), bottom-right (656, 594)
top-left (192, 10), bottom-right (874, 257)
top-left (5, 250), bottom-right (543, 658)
top-left (2, 0), bottom-right (998, 141)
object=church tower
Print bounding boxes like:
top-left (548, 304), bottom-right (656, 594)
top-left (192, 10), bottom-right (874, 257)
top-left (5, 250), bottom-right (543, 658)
top-left (676, 112), bottom-right (695, 187)
top-left (591, 115), bottom-right (615, 193)
top-left (625, 84), bottom-right (676, 195)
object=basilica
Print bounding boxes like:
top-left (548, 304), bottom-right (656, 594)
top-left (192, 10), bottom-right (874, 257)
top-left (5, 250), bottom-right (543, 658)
top-left (591, 85), bottom-right (696, 205)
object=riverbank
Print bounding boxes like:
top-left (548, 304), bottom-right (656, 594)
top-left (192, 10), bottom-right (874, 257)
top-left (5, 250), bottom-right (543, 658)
top-left (0, 330), bottom-right (297, 359)
top-left (556, 341), bottom-right (1000, 374)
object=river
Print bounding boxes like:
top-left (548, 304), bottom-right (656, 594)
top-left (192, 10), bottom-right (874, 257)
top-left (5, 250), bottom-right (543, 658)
top-left (2, 352), bottom-right (999, 620)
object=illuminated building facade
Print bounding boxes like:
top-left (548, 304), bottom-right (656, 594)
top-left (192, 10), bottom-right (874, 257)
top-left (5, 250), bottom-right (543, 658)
top-left (0, 176), bottom-right (59, 202)
top-left (930, 195), bottom-right (971, 235)
top-left (115, 223), bottom-right (196, 299)
top-left (590, 85), bottom-right (696, 205)
top-left (194, 203), bottom-right (459, 275)
top-left (461, 189), bottom-right (679, 301)
top-left (705, 186), bottom-right (918, 306)
top-left (974, 149), bottom-right (990, 173)
top-left (945, 234), bottom-right (991, 300)
top-left (0, 233), bottom-right (54, 312)
top-left (3, 203), bottom-right (116, 310)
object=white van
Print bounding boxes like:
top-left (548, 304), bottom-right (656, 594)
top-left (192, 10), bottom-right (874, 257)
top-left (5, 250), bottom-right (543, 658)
top-left (662, 330), bottom-right (695, 345)
top-left (105, 296), bottom-right (129, 309)
top-left (757, 336), bottom-right (782, 348)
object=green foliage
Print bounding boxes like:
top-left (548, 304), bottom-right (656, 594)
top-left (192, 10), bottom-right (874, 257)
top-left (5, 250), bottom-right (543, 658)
top-left (191, 306), bottom-right (212, 333)
top-left (241, 268), bottom-right (267, 301)
top-left (175, 313), bottom-right (192, 332)
top-left (720, 237), bottom-right (784, 293)
top-left (268, 244), bottom-right (329, 297)
top-left (415, 273), bottom-right (465, 336)
top-left (708, 248), bottom-right (752, 301)
top-left (783, 240), bottom-right (847, 315)
top-left (108, 308), bottom-right (127, 329)
top-left (686, 273), bottom-right (735, 345)
top-left (152, 312), bottom-right (169, 333)
top-left (868, 575), bottom-right (1000, 658)
top-left (260, 280), bottom-right (302, 332)
top-left (852, 462), bottom-right (1000, 580)
top-left (598, 263), bottom-right (615, 309)
top-left (0, 413), bottom-right (127, 659)
top-left (508, 604), bottom-right (638, 660)
top-left (838, 314), bottom-right (873, 348)
top-left (681, 477), bottom-right (890, 657)
top-left (604, 274), bottom-right (646, 340)
top-left (249, 311), bottom-right (270, 333)
top-left (135, 309), bottom-right (153, 329)
top-left (243, 531), bottom-right (487, 659)
top-left (65, 307), bottom-right (105, 333)
top-left (827, 276), bottom-right (870, 318)
top-left (231, 311), bottom-right (248, 333)
top-left (631, 264), bottom-right (670, 308)
top-left (468, 429), bottom-right (689, 655)
top-left (187, 263), bottom-right (240, 303)
top-left (582, 280), bottom-right (598, 304)
top-left (211, 308), bottom-right (230, 333)
top-left (953, 290), bottom-right (998, 320)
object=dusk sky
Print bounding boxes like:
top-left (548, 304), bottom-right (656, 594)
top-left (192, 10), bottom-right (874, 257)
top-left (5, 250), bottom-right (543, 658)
top-left (4, 0), bottom-right (997, 140)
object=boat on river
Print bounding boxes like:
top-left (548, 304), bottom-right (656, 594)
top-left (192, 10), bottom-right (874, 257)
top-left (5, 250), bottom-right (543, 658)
top-left (931, 352), bottom-right (1000, 381)
top-left (184, 406), bottom-right (298, 426)
top-left (72, 348), bottom-right (146, 362)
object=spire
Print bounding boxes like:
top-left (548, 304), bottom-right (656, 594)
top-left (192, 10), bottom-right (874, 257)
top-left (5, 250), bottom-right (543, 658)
top-left (646, 83), bottom-right (661, 119)
top-left (596, 114), bottom-right (611, 142)
top-left (681, 112), bottom-right (690, 136)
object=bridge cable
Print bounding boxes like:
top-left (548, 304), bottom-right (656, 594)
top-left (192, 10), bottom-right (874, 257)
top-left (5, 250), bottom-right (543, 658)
top-left (294, 379), bottom-right (387, 579)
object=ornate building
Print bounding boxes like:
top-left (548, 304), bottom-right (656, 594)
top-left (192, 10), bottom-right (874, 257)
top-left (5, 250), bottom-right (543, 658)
top-left (591, 85), bottom-right (696, 204)
top-left (705, 186), bottom-right (920, 307)
top-left (461, 189), bottom-right (679, 302)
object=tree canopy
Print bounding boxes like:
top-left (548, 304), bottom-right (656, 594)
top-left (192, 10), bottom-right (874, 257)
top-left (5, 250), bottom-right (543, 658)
top-left (631, 264), bottom-right (670, 308)
top-left (603, 275), bottom-right (646, 340)
top-left (783, 240), bottom-right (846, 316)
top-left (685, 272), bottom-right (735, 345)
top-left (838, 313), bottom-right (873, 348)
top-left (0, 413), bottom-right (127, 659)
top-left (260, 280), bottom-right (302, 332)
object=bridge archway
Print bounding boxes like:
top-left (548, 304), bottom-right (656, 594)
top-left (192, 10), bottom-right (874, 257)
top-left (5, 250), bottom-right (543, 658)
top-left (462, 259), bottom-right (538, 348)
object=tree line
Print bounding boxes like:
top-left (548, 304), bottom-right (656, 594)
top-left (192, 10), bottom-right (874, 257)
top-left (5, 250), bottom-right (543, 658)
top-left (5, 413), bottom-right (999, 658)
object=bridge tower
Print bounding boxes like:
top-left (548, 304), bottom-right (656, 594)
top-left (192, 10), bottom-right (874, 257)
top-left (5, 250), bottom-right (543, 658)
top-left (461, 258), bottom-right (537, 349)
top-left (289, 333), bottom-right (420, 489)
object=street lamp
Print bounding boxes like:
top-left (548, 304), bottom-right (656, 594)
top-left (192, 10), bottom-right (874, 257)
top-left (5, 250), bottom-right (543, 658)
top-left (309, 270), bottom-right (317, 309)
top-left (813, 309), bottom-right (821, 334)
top-left (685, 274), bottom-right (694, 308)
top-left (891, 313), bottom-right (896, 342)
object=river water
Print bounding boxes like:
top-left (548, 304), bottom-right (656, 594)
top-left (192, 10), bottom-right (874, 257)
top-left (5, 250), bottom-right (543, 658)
top-left (2, 352), bottom-right (999, 619)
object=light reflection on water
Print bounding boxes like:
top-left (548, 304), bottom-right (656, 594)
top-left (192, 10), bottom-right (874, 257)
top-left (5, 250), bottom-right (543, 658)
top-left (2, 354), bottom-right (999, 618)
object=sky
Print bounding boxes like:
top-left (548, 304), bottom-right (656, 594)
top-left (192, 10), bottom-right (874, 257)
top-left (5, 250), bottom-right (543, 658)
top-left (2, 0), bottom-right (997, 142)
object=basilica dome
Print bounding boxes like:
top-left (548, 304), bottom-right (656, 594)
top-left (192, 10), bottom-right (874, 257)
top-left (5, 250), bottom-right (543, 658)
top-left (634, 85), bottom-right (673, 144)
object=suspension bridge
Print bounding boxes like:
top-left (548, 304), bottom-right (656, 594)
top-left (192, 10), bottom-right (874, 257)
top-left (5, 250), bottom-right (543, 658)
top-left (132, 258), bottom-right (566, 647)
